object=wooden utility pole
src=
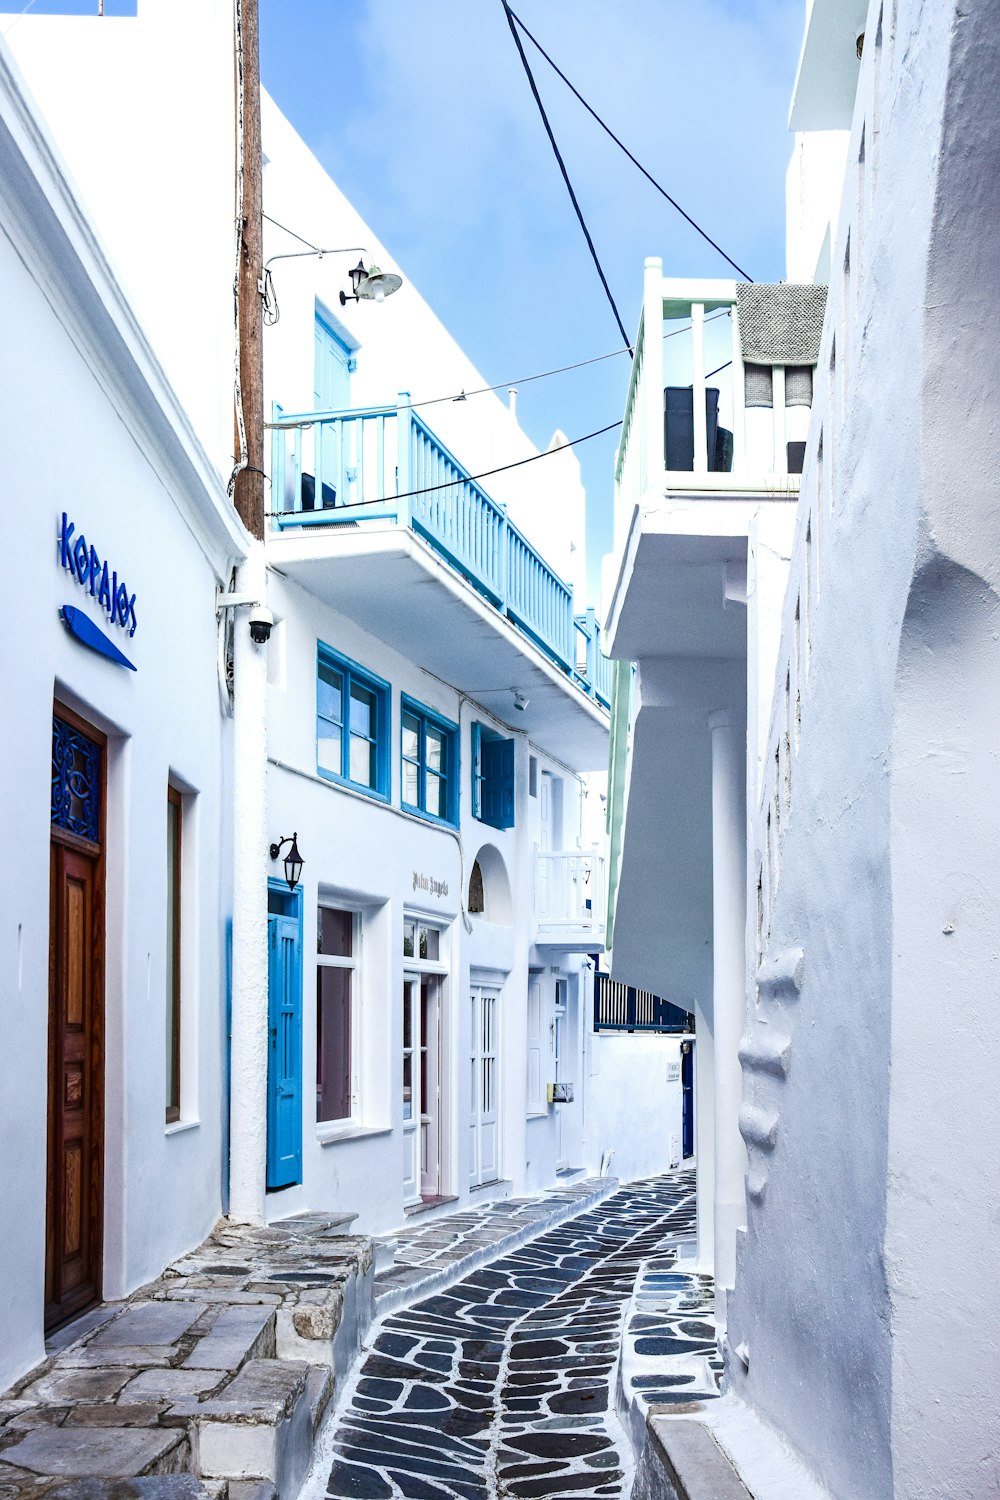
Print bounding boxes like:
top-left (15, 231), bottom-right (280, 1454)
top-left (233, 0), bottom-right (264, 540)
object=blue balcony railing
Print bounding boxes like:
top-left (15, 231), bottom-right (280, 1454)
top-left (270, 396), bottom-right (612, 707)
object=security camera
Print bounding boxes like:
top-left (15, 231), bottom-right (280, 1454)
top-left (248, 606), bottom-right (274, 645)
top-left (513, 691), bottom-right (529, 712)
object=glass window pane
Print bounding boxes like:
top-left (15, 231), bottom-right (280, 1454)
top-left (317, 665), bottom-right (343, 725)
top-left (403, 921), bottom-right (415, 958)
top-left (349, 732), bottom-right (376, 787)
top-left (402, 713), bottom-right (420, 763)
top-left (426, 725), bottom-right (445, 773)
top-left (350, 682), bottom-right (375, 738)
top-left (419, 925), bottom-right (439, 961)
top-left (402, 759), bottom-right (419, 806)
top-left (427, 771), bottom-right (447, 820)
top-left (317, 966), bottom-right (351, 1122)
top-left (318, 906), bottom-right (352, 957)
top-left (317, 721), bottom-right (342, 776)
top-left (403, 1049), bottom-right (413, 1120)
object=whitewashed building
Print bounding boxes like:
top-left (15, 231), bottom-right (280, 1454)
top-left (0, 26), bottom-right (247, 1391)
top-left (606, 1), bottom-right (1000, 1496)
top-left (2, 0), bottom-right (634, 1329)
top-left (256, 96), bottom-right (614, 1232)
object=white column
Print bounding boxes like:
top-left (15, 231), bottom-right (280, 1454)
top-left (693, 1007), bottom-right (715, 1274)
top-left (709, 708), bottom-right (748, 1322)
top-left (228, 540), bottom-right (269, 1223)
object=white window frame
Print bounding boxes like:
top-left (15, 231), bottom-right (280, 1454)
top-left (316, 904), bottom-right (362, 1137)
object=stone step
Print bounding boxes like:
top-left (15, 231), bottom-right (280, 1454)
top-left (303, 1367), bottom-right (333, 1439)
top-left (227, 1482), bottom-right (277, 1500)
top-left (183, 1307), bottom-right (275, 1373)
top-left (46, 1480), bottom-right (221, 1500)
top-left (0, 1425), bottom-right (189, 1482)
top-left (169, 1360), bottom-right (312, 1497)
top-left (632, 1417), bottom-right (752, 1500)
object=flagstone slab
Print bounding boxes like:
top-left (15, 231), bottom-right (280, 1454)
top-left (182, 1308), bottom-right (273, 1372)
top-left (117, 1373), bottom-right (226, 1405)
top-left (2, 1427), bottom-right (187, 1479)
top-left (90, 1307), bottom-right (205, 1353)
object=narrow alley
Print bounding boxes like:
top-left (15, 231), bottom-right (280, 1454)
top-left (315, 1171), bottom-right (718, 1500)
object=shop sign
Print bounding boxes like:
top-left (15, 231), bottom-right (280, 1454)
top-left (412, 871), bottom-right (449, 898)
top-left (58, 512), bottom-right (138, 671)
top-left (59, 513), bottom-right (138, 637)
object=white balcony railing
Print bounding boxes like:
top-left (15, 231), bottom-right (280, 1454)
top-left (535, 847), bottom-right (606, 946)
top-left (614, 261), bottom-right (805, 539)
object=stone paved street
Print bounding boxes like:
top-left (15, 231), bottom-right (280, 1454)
top-left (315, 1171), bottom-right (710, 1500)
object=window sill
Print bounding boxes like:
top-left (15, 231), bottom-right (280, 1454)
top-left (401, 801), bottom-right (459, 831)
top-left (316, 1123), bottom-right (393, 1147)
top-left (526, 1109), bottom-right (549, 1120)
top-left (165, 1119), bottom-right (200, 1137)
top-left (316, 767), bottom-right (390, 805)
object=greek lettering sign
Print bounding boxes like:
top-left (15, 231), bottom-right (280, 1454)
top-left (59, 513), bottom-right (138, 637)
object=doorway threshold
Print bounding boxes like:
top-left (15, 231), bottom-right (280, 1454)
top-left (404, 1193), bottom-right (459, 1218)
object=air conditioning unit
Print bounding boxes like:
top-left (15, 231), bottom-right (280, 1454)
top-left (547, 1081), bottom-right (574, 1104)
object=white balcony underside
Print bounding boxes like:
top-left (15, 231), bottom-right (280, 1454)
top-left (268, 525), bottom-right (609, 772)
top-left (605, 497), bottom-right (760, 663)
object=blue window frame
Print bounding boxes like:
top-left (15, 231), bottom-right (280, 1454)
top-left (317, 645), bottom-right (390, 799)
top-left (401, 697), bottom-right (459, 826)
top-left (472, 723), bottom-right (515, 830)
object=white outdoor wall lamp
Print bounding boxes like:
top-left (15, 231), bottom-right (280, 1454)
top-left (339, 259), bottom-right (403, 306)
top-left (269, 833), bottom-right (304, 891)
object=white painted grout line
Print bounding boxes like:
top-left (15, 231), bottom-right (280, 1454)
top-left (372, 1177), bottom-right (619, 1319)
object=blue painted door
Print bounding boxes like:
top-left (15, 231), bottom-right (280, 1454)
top-left (681, 1046), bottom-right (694, 1160)
top-left (312, 314), bottom-right (352, 509)
top-left (267, 912), bottom-right (303, 1189)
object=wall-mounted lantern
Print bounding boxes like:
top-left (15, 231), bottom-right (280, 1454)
top-left (269, 832), bottom-right (304, 891)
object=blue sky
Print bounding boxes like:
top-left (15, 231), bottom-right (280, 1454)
top-left (15, 2), bottom-right (804, 601)
top-left (50, 0), bottom-right (802, 603)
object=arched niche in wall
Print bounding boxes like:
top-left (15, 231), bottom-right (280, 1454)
top-left (468, 843), bottom-right (513, 925)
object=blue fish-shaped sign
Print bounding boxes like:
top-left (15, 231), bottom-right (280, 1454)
top-left (60, 606), bottom-right (137, 671)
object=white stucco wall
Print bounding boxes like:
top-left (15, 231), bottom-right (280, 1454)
top-left (263, 570), bottom-right (595, 1234)
top-left (0, 36), bottom-right (244, 1388)
top-left (260, 93), bottom-right (589, 602)
top-left (728, 4), bottom-right (1000, 1496)
top-left (585, 1034), bottom-right (685, 1185)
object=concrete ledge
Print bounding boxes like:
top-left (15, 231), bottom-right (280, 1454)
top-left (633, 1417), bottom-right (752, 1500)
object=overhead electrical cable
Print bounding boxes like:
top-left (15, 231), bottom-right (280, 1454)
top-left (265, 418), bottom-right (623, 518)
top-left (507, 6), bottom-right (755, 282)
top-left (499, 0), bottom-right (633, 355)
top-left (262, 308), bottom-right (731, 431)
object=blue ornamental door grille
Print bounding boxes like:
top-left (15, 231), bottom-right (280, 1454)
top-left (267, 910), bottom-right (303, 1190)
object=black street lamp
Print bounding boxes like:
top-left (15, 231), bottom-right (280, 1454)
top-left (269, 833), bottom-right (304, 891)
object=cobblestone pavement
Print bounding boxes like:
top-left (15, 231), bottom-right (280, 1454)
top-left (318, 1171), bottom-right (700, 1500)
top-left (373, 1178), bottom-right (614, 1316)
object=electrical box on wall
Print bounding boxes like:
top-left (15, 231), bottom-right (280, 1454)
top-left (547, 1081), bottom-right (574, 1104)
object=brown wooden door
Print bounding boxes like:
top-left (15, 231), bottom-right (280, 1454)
top-left (47, 716), bottom-right (105, 1331)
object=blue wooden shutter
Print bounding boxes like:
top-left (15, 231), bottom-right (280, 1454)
top-left (267, 912), bottom-right (303, 1189)
top-left (471, 722), bottom-right (482, 819)
top-left (481, 737), bottom-right (515, 830)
